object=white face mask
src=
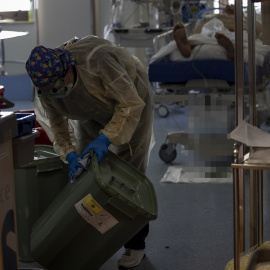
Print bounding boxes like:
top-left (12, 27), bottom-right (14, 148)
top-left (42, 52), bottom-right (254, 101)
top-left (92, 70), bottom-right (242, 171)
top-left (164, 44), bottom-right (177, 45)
top-left (36, 77), bottom-right (74, 98)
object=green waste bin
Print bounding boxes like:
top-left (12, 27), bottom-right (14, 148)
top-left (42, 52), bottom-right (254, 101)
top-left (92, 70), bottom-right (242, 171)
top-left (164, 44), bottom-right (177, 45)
top-left (30, 151), bottom-right (158, 270)
top-left (14, 145), bottom-right (69, 262)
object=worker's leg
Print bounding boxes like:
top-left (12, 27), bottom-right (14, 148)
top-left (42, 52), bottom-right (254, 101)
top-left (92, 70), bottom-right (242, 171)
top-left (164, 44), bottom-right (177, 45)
top-left (124, 223), bottom-right (149, 250)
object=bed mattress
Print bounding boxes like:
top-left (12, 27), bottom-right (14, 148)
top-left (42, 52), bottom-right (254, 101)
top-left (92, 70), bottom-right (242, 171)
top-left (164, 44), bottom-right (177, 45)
top-left (148, 59), bottom-right (263, 84)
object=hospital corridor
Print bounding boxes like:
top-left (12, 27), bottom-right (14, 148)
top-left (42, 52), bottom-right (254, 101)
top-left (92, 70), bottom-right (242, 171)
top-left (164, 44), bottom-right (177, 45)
top-left (1, 1), bottom-right (270, 270)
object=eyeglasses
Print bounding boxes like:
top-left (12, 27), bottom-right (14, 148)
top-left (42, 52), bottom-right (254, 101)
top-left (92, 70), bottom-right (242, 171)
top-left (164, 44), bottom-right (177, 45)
top-left (36, 77), bottom-right (73, 98)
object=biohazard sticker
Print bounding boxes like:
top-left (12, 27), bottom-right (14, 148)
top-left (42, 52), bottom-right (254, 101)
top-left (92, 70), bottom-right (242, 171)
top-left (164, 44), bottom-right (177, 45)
top-left (75, 194), bottom-right (118, 234)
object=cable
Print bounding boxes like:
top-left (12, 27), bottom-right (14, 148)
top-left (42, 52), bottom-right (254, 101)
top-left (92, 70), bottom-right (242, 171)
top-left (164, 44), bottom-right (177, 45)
top-left (191, 44), bottom-right (209, 88)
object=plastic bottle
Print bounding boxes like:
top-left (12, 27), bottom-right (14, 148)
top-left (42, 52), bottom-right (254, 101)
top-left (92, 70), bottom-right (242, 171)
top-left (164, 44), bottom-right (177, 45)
top-left (181, 3), bottom-right (189, 23)
top-left (149, 2), bottom-right (159, 29)
top-left (139, 3), bottom-right (149, 27)
top-left (112, 0), bottom-right (122, 29)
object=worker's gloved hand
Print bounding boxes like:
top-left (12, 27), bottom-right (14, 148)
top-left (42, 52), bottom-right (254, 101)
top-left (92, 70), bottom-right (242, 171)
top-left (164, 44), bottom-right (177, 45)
top-left (66, 151), bottom-right (83, 178)
top-left (82, 133), bottom-right (111, 163)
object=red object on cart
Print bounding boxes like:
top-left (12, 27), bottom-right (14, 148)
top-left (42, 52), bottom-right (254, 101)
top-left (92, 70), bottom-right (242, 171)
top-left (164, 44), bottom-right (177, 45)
top-left (0, 85), bottom-right (4, 96)
top-left (15, 110), bottom-right (53, 146)
top-left (33, 126), bottom-right (53, 146)
top-left (0, 85), bottom-right (5, 109)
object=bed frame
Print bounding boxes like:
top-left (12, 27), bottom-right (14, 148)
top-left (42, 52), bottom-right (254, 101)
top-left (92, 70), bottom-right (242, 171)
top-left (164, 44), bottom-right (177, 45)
top-left (148, 28), bottom-right (266, 179)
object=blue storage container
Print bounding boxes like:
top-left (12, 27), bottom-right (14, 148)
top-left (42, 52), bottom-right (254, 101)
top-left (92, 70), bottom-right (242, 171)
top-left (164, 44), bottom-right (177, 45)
top-left (15, 113), bottom-right (36, 137)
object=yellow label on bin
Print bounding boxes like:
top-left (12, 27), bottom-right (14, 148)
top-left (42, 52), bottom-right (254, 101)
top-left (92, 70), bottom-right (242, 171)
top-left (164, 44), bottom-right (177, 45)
top-left (83, 195), bottom-right (102, 215)
top-left (75, 194), bottom-right (119, 234)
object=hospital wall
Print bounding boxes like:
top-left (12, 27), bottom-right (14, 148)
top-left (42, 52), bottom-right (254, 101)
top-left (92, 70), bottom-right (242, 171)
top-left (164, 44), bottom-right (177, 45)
top-left (0, 0), bottom-right (118, 102)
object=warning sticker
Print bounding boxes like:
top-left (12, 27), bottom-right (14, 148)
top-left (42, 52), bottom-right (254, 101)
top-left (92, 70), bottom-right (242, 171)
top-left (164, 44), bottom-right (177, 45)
top-left (75, 194), bottom-right (119, 234)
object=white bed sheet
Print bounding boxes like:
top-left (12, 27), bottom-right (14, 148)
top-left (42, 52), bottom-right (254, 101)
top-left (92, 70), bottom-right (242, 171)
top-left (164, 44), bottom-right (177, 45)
top-left (150, 18), bottom-right (270, 67)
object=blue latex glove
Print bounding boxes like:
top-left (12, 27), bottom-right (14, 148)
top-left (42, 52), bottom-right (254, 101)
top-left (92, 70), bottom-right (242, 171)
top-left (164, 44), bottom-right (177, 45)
top-left (66, 151), bottom-right (83, 178)
top-left (82, 133), bottom-right (111, 163)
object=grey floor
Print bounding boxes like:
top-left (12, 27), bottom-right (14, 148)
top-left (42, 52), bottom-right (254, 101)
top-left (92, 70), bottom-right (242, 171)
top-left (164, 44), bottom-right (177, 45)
top-left (11, 100), bottom-right (236, 270)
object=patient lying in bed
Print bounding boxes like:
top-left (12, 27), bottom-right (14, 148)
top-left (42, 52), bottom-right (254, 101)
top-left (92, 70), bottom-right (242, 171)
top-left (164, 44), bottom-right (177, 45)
top-left (151, 5), bottom-right (269, 67)
top-left (173, 22), bottom-right (235, 61)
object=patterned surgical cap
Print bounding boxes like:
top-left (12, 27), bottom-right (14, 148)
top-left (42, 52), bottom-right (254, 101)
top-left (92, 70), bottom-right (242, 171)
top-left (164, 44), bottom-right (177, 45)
top-left (25, 45), bottom-right (75, 87)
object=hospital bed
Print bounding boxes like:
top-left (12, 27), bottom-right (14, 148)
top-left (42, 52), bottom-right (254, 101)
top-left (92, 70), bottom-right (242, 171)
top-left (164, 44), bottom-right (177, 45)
top-left (147, 25), bottom-right (269, 178)
top-left (149, 25), bottom-right (266, 114)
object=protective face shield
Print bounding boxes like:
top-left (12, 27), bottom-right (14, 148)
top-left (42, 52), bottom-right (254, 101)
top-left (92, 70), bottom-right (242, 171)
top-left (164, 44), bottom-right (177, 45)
top-left (36, 77), bottom-right (74, 98)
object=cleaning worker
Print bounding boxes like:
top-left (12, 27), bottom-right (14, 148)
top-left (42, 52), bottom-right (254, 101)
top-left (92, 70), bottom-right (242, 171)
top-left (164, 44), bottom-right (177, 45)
top-left (25, 35), bottom-right (154, 269)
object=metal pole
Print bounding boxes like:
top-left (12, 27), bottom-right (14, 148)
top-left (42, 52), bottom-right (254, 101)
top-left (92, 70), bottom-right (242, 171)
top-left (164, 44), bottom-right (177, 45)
top-left (93, 0), bottom-right (100, 36)
top-left (235, 0), bottom-right (244, 127)
top-left (0, 39), bottom-right (5, 76)
top-left (234, 1), bottom-right (245, 267)
top-left (234, 168), bottom-right (240, 270)
top-left (247, 0), bottom-right (258, 249)
top-left (247, 0), bottom-right (256, 126)
top-left (250, 170), bottom-right (257, 247)
top-left (258, 170), bottom-right (263, 245)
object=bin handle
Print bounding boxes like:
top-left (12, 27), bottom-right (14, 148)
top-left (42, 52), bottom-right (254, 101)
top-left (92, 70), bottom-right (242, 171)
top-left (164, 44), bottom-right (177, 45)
top-left (107, 197), bottom-right (138, 220)
top-left (0, 96), bottom-right (14, 109)
top-left (109, 176), bottom-right (137, 194)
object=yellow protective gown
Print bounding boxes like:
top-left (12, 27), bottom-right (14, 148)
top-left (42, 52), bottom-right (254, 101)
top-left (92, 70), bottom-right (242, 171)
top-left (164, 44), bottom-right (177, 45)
top-left (34, 35), bottom-right (154, 173)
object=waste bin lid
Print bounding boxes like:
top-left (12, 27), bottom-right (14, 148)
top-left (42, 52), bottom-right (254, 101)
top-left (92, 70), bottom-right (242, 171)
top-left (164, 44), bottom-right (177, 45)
top-left (22, 145), bottom-right (63, 172)
top-left (92, 151), bottom-right (158, 220)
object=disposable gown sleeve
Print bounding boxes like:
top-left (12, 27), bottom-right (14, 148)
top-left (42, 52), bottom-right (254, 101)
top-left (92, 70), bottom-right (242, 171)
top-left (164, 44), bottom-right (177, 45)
top-left (34, 96), bottom-right (77, 161)
top-left (98, 56), bottom-right (146, 145)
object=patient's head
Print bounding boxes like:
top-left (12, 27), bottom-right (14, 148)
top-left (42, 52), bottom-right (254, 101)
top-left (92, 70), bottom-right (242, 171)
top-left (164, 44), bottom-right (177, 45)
top-left (224, 5), bottom-right (235, 15)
